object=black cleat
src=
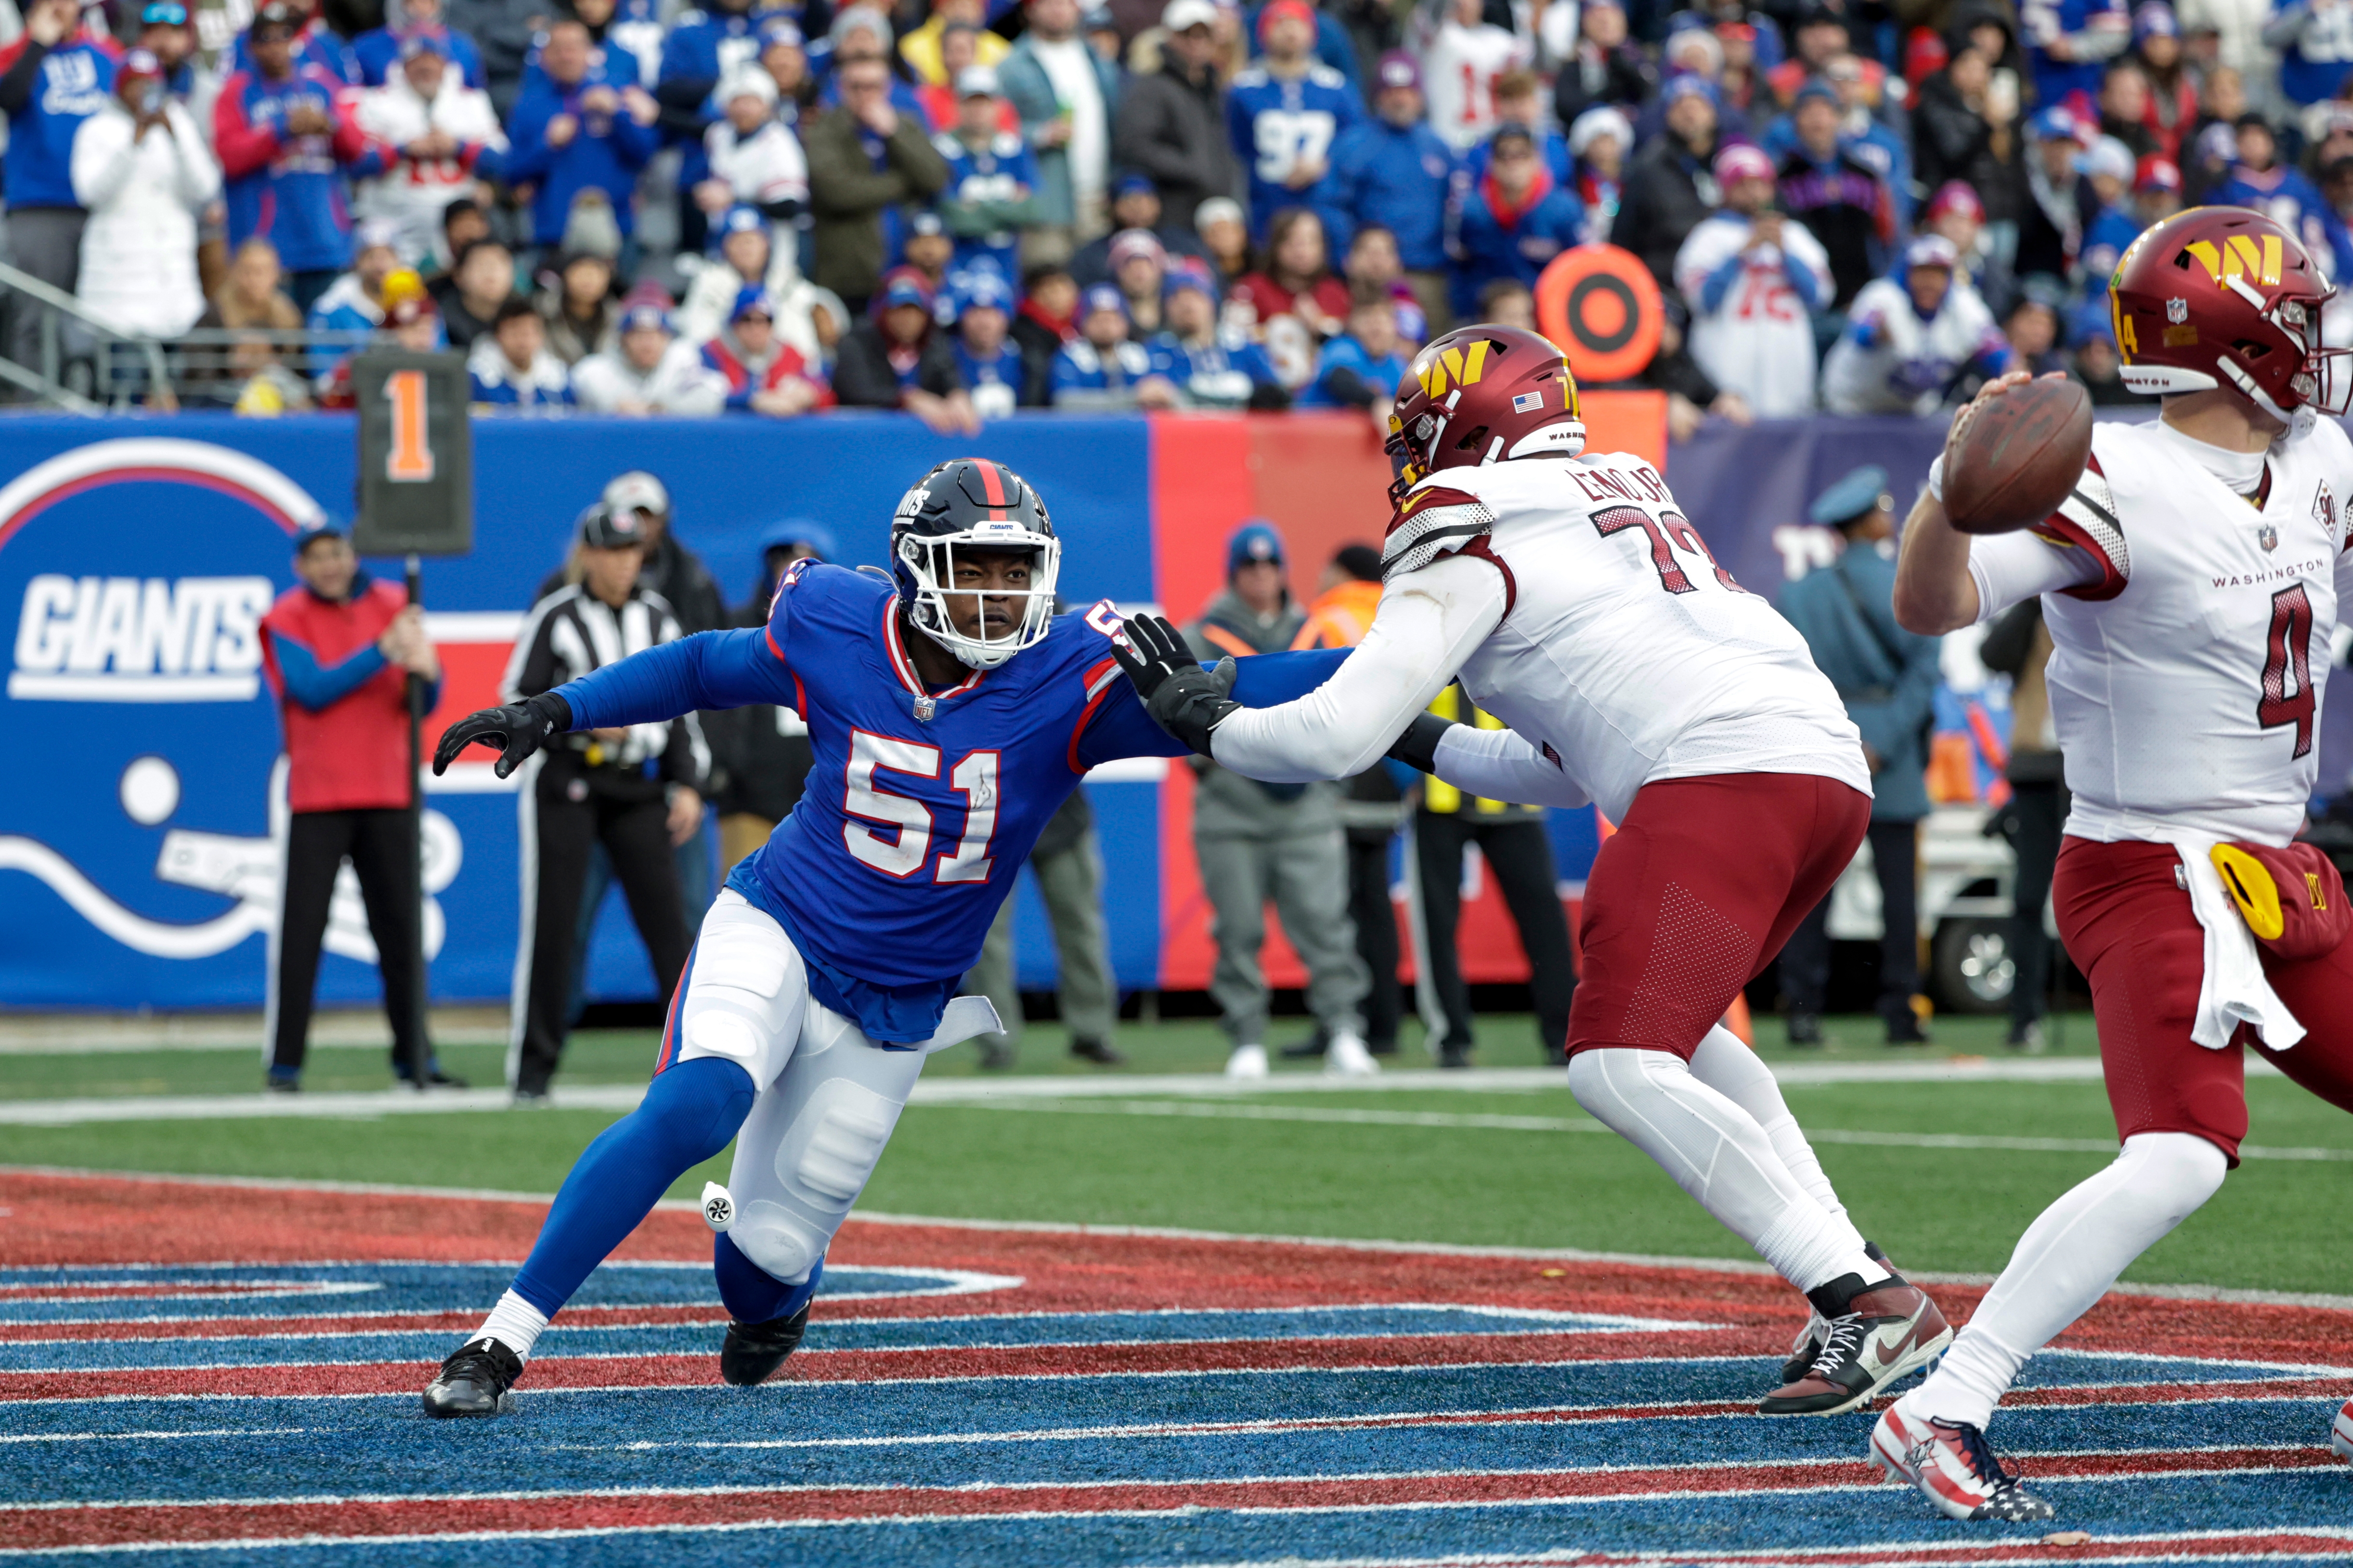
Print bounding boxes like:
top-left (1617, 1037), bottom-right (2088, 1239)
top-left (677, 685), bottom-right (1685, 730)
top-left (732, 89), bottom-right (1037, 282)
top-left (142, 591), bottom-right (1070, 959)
top-left (1782, 1240), bottom-right (1893, 1382)
top-left (395, 1063), bottom-right (470, 1089)
top-left (1068, 1037), bottom-right (1127, 1065)
top-left (720, 1301), bottom-right (813, 1387)
top-left (423, 1338), bottom-right (521, 1418)
top-left (1786, 1012), bottom-right (1824, 1046)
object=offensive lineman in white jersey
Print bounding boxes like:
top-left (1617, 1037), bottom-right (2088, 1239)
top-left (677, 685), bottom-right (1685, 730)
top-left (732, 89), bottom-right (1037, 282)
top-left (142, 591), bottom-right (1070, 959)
top-left (1112, 322), bottom-right (1954, 1416)
top-left (1876, 207), bottom-right (2353, 1520)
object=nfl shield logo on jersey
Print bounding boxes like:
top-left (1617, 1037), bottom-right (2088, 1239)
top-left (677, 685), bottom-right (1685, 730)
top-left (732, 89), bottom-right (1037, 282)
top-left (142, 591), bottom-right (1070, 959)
top-left (2259, 522), bottom-right (2280, 553)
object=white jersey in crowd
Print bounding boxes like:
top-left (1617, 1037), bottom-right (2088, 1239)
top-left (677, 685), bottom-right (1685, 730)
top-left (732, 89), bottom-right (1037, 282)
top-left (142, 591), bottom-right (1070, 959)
top-left (1967, 415), bottom-right (2353, 847)
top-left (1672, 212), bottom-right (1833, 418)
top-left (1820, 272), bottom-right (2003, 416)
top-left (571, 338), bottom-right (729, 415)
top-left (349, 72), bottom-right (508, 266)
top-left (69, 98), bottom-right (220, 338)
top-left (1421, 18), bottom-right (1531, 151)
top-left (1209, 448), bottom-right (1873, 820)
top-left (704, 119), bottom-right (808, 219)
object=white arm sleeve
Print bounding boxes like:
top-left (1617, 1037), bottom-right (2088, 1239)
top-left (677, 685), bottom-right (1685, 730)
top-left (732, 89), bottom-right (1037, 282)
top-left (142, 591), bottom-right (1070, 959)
top-left (1209, 554), bottom-right (1509, 783)
top-left (1430, 723), bottom-right (1593, 809)
top-left (1967, 530), bottom-right (2103, 625)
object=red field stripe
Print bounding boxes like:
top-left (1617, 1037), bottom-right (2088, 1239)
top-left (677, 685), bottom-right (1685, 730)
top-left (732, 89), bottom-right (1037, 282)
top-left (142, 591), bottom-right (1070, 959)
top-left (2004, 1375), bottom-right (2353, 1410)
top-left (1596, 1530), bottom-right (2353, 1567)
top-left (7, 1448), bottom-right (2335, 1552)
top-left (0, 1329), bottom-right (1749, 1403)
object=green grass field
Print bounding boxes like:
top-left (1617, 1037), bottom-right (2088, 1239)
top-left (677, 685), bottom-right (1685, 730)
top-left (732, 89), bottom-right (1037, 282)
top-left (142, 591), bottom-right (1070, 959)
top-left (6, 1009), bottom-right (2349, 1297)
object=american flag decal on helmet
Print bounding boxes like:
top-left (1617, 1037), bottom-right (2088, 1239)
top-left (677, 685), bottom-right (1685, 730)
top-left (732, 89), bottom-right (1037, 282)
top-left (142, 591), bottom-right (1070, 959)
top-left (1512, 391), bottom-right (1543, 412)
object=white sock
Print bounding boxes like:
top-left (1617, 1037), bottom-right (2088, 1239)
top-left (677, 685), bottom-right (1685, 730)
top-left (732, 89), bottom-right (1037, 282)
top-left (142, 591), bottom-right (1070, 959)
top-left (470, 1288), bottom-right (551, 1361)
top-left (1910, 1132), bottom-right (2227, 1430)
top-left (1567, 1046), bottom-right (1877, 1294)
top-left (1689, 1025), bottom-right (1867, 1251)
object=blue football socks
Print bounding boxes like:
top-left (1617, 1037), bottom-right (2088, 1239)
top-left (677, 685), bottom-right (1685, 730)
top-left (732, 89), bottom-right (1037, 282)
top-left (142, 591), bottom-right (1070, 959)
top-left (510, 1056), bottom-right (756, 1318)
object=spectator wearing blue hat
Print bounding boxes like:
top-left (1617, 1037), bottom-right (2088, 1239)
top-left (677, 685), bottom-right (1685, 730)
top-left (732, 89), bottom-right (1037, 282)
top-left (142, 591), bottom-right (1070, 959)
top-left (1323, 51), bottom-right (1455, 321)
top-left (1294, 289), bottom-right (1409, 415)
top-left (1821, 233), bottom-right (2011, 414)
top-left (679, 205), bottom-right (808, 347)
top-left (703, 286), bottom-right (833, 416)
top-left (834, 269), bottom-right (981, 429)
top-left (1776, 78), bottom-right (1893, 308)
top-left (573, 300), bottom-right (731, 414)
top-left (1183, 519), bottom-right (1375, 1080)
top-left (946, 270), bottom-right (1037, 415)
top-left (351, 0), bottom-right (486, 89)
top-left (935, 64), bottom-right (1040, 282)
top-left (1111, 0), bottom-right (1235, 230)
top-left (2015, 104), bottom-right (2089, 283)
top-left (1775, 463), bottom-right (1940, 1048)
top-left (1461, 70), bottom-right (1574, 190)
top-left (2132, 2), bottom-right (2196, 154)
top-left (1615, 73), bottom-right (1728, 287)
top-left (503, 18), bottom-right (661, 266)
top-left (1051, 280), bottom-right (1173, 406)
top-left (469, 296), bottom-right (576, 408)
top-left (1070, 175), bottom-right (1219, 286)
top-left (1146, 266), bottom-right (1288, 408)
top-left (1448, 123), bottom-right (1587, 318)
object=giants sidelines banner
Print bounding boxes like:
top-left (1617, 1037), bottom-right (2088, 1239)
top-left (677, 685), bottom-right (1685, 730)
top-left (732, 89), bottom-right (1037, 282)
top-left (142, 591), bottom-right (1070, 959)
top-left (18, 403), bottom-right (2327, 1015)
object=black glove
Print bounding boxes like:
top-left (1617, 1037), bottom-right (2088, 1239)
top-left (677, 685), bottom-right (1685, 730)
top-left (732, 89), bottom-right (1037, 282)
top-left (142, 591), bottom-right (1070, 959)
top-left (1387, 711), bottom-right (1460, 773)
top-left (431, 692), bottom-right (573, 779)
top-left (1108, 611), bottom-right (1239, 758)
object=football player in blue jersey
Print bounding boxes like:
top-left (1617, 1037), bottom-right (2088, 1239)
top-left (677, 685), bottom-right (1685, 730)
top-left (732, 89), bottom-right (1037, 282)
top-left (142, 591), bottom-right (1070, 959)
top-left (418, 460), bottom-right (1347, 1416)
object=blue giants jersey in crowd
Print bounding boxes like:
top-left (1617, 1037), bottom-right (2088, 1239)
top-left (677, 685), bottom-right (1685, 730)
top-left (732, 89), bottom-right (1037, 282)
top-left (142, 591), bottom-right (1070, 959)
top-left (551, 561), bottom-right (1343, 1044)
top-left (1226, 63), bottom-right (1360, 238)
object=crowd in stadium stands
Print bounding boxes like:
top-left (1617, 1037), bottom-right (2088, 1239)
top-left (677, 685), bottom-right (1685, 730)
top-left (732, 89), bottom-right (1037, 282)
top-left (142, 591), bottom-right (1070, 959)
top-left (8, 0), bottom-right (2353, 422)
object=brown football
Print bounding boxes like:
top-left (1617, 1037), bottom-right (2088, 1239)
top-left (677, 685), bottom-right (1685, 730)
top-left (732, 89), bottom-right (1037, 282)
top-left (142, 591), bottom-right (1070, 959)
top-left (1941, 377), bottom-right (2094, 536)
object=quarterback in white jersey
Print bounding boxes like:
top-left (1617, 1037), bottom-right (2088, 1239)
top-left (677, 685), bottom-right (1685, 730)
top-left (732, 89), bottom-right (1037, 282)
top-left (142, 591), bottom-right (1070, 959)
top-left (1878, 207), bottom-right (2353, 1522)
top-left (1112, 324), bottom-right (1950, 1418)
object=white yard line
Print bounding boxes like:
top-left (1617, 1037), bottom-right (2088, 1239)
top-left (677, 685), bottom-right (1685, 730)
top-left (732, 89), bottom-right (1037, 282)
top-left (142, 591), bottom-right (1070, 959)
top-left (0, 1056), bottom-right (2190, 1127)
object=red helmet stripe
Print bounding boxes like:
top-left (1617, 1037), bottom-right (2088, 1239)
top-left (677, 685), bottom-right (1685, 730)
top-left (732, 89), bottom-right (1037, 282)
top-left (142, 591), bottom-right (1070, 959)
top-left (975, 459), bottom-right (1010, 521)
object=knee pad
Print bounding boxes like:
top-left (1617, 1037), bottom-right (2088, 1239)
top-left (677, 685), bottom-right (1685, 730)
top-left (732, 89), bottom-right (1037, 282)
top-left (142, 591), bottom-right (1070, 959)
top-left (727, 1077), bottom-right (903, 1285)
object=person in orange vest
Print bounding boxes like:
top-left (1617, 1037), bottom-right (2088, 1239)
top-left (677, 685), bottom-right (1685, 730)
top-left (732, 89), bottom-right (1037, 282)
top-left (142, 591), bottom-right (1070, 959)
top-left (1290, 543), bottom-right (1405, 1059)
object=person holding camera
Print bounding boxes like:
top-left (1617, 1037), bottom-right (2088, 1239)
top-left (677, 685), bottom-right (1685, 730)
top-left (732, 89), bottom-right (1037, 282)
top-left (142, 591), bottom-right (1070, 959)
top-left (1672, 142), bottom-right (1831, 418)
top-left (71, 48), bottom-right (220, 351)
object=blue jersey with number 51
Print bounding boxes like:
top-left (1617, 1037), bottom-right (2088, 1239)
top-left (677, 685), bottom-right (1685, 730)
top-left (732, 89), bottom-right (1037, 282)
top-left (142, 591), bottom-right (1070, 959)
top-left (553, 561), bottom-right (1342, 1044)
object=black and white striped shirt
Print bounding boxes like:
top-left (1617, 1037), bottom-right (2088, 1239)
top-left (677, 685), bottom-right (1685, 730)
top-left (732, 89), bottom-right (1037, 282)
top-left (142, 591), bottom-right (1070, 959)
top-left (502, 583), bottom-right (709, 786)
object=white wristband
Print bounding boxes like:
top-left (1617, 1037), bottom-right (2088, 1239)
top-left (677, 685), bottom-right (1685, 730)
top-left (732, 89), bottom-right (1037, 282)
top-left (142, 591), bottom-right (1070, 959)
top-left (1926, 453), bottom-right (1946, 505)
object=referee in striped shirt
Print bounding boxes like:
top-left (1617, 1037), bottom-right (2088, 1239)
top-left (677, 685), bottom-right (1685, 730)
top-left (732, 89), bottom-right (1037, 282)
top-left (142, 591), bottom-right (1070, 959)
top-left (501, 502), bottom-right (709, 1102)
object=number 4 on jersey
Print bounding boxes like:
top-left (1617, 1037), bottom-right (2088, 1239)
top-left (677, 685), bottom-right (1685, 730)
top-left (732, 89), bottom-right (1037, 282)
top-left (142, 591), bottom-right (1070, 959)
top-left (2260, 583), bottom-right (2317, 759)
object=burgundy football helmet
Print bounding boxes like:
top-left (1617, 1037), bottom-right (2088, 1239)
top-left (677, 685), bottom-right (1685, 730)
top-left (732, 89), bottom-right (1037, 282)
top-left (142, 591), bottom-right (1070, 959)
top-left (1385, 324), bottom-right (1586, 505)
top-left (2110, 206), bottom-right (2350, 419)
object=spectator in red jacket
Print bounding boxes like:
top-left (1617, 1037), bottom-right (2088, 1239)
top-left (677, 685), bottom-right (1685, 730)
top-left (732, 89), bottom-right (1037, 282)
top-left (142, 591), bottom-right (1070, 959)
top-left (701, 285), bottom-right (833, 415)
top-left (216, 1), bottom-right (391, 314)
top-left (258, 521), bottom-right (456, 1092)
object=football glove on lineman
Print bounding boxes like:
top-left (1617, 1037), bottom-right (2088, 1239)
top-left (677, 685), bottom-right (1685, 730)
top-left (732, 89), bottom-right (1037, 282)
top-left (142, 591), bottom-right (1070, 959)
top-left (1109, 612), bottom-right (1238, 758)
top-left (432, 692), bottom-right (573, 779)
